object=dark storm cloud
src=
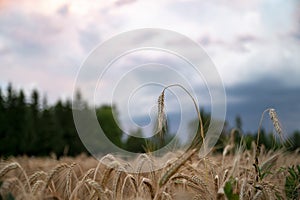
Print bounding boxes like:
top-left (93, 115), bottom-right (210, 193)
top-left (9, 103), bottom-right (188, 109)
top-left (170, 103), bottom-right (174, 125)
top-left (226, 78), bottom-right (300, 134)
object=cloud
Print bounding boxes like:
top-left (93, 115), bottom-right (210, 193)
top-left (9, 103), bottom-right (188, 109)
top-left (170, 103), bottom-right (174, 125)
top-left (0, 1), bottom-right (88, 102)
top-left (79, 25), bottom-right (102, 52)
top-left (114, 0), bottom-right (137, 7)
top-left (226, 78), bottom-right (300, 134)
top-left (57, 4), bottom-right (69, 16)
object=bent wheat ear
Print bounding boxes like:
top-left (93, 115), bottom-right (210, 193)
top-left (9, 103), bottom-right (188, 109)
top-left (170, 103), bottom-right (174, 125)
top-left (32, 180), bottom-right (45, 195)
top-left (258, 108), bottom-right (291, 148)
top-left (0, 162), bottom-right (19, 179)
top-left (66, 163), bottom-right (76, 199)
top-left (159, 148), bottom-right (197, 186)
top-left (269, 109), bottom-right (282, 135)
top-left (0, 162), bottom-right (31, 192)
top-left (268, 108), bottom-right (293, 147)
top-left (112, 168), bottom-right (125, 200)
top-left (254, 108), bottom-right (287, 183)
top-left (43, 163), bottom-right (68, 192)
top-left (28, 171), bottom-right (47, 184)
top-left (86, 178), bottom-right (108, 200)
top-left (156, 84), bottom-right (205, 151)
top-left (121, 174), bottom-right (137, 200)
top-left (138, 178), bottom-right (154, 199)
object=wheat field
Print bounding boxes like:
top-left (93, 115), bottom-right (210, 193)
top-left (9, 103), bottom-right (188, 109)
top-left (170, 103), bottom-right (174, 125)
top-left (0, 145), bottom-right (299, 200)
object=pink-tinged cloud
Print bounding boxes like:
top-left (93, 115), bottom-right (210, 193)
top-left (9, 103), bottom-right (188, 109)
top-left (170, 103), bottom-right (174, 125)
top-left (1, 66), bottom-right (75, 103)
top-left (0, 0), bottom-right (299, 102)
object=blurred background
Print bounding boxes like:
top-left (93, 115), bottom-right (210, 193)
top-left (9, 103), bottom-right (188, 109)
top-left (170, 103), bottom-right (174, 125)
top-left (0, 0), bottom-right (299, 156)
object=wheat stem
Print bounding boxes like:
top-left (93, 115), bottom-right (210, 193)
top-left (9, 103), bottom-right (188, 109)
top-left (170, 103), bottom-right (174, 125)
top-left (159, 148), bottom-right (197, 186)
top-left (162, 84), bottom-right (204, 149)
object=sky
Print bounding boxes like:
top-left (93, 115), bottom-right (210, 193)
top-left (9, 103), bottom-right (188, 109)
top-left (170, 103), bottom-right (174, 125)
top-left (0, 0), bottom-right (299, 135)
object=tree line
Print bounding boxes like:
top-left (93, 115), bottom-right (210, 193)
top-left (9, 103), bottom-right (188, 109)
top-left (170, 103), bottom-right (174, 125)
top-left (0, 84), bottom-right (171, 157)
top-left (0, 84), bottom-right (299, 157)
top-left (0, 84), bottom-right (86, 156)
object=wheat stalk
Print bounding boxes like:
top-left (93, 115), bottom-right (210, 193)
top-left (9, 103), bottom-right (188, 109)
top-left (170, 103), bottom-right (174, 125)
top-left (169, 173), bottom-right (209, 195)
top-left (81, 168), bottom-right (95, 182)
top-left (214, 175), bottom-right (219, 193)
top-left (136, 153), bottom-right (155, 183)
top-left (112, 167), bottom-right (126, 200)
top-left (222, 169), bottom-right (229, 184)
top-left (191, 175), bottom-right (209, 190)
top-left (0, 162), bottom-right (31, 193)
top-left (253, 190), bottom-right (263, 200)
top-left (138, 177), bottom-right (154, 199)
top-left (86, 178), bottom-right (108, 200)
top-left (162, 191), bottom-right (172, 200)
top-left (43, 163), bottom-right (68, 192)
top-left (28, 171), bottom-right (47, 184)
top-left (255, 108), bottom-right (287, 182)
top-left (32, 180), bottom-right (45, 195)
top-left (95, 153), bottom-right (118, 180)
top-left (1, 177), bottom-right (23, 192)
top-left (66, 163), bottom-right (76, 199)
top-left (240, 178), bottom-right (247, 200)
top-left (0, 162), bottom-right (19, 179)
top-left (156, 84), bottom-right (205, 151)
top-left (255, 108), bottom-right (272, 182)
top-left (101, 160), bottom-right (119, 187)
top-left (159, 148), bottom-right (197, 186)
top-left (68, 167), bottom-right (95, 199)
top-left (1, 176), bottom-right (27, 198)
top-left (121, 174), bottom-right (137, 200)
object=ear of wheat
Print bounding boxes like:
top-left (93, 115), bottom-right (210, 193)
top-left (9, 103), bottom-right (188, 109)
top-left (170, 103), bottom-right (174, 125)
top-left (0, 162), bottom-right (19, 179)
top-left (159, 148), bottom-right (197, 186)
top-left (268, 108), bottom-right (293, 146)
top-left (156, 84), bottom-right (205, 151)
top-left (157, 90), bottom-right (167, 139)
top-left (268, 109), bottom-right (282, 137)
top-left (254, 108), bottom-right (293, 183)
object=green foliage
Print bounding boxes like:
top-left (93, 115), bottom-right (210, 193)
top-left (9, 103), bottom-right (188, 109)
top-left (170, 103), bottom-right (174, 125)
top-left (289, 131), bottom-right (300, 151)
top-left (254, 155), bottom-right (277, 181)
top-left (96, 105), bottom-right (123, 149)
top-left (125, 118), bottom-right (174, 153)
top-left (253, 163), bottom-right (273, 181)
top-left (0, 84), bottom-right (87, 157)
top-left (0, 84), bottom-right (161, 156)
top-left (224, 177), bottom-right (239, 200)
top-left (285, 165), bottom-right (300, 200)
top-left (125, 128), bottom-right (146, 153)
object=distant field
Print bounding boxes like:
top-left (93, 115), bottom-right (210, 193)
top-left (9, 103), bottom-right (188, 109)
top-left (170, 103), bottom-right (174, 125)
top-left (0, 147), bottom-right (299, 200)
